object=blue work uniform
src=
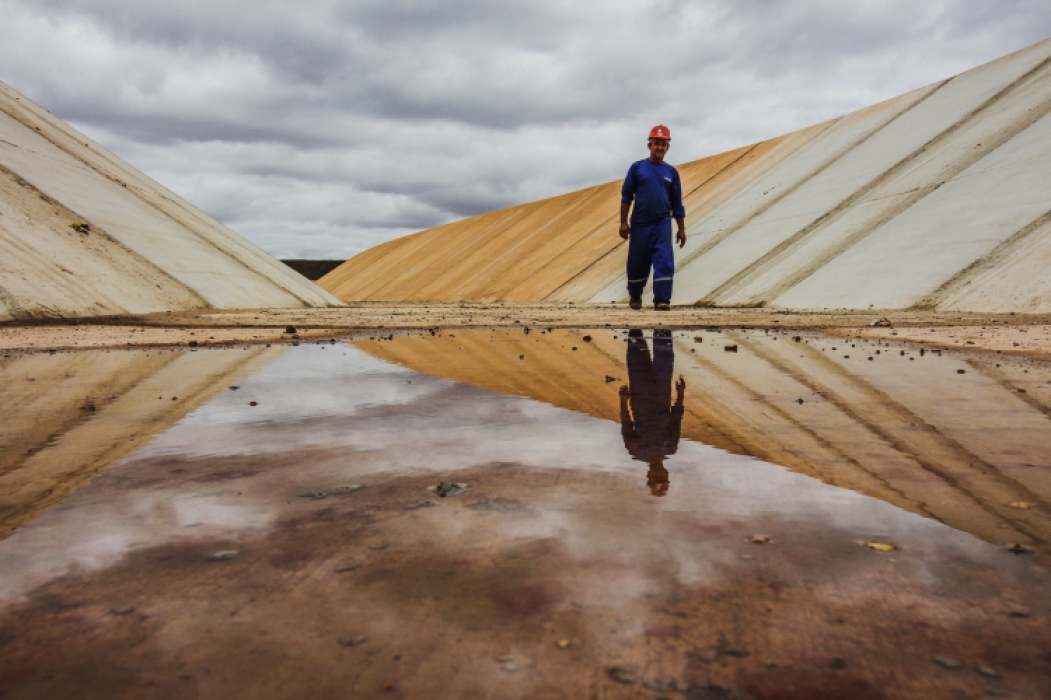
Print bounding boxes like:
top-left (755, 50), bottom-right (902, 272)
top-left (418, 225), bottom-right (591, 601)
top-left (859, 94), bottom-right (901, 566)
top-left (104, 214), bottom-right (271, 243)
top-left (621, 159), bottom-right (685, 303)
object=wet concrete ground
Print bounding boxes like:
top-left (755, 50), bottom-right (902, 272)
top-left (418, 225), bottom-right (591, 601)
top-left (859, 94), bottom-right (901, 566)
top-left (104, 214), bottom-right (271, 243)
top-left (1, 331), bottom-right (1049, 699)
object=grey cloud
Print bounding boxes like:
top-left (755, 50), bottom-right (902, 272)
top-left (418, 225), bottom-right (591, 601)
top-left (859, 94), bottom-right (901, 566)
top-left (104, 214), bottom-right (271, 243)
top-left (3, 0), bottom-right (1051, 258)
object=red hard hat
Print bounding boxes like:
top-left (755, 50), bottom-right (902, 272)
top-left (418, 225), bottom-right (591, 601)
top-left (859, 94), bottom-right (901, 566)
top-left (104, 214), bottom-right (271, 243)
top-left (649, 125), bottom-right (671, 140)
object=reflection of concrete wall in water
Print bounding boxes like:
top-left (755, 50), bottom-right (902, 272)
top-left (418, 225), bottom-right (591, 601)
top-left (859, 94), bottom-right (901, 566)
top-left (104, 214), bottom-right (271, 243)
top-left (356, 331), bottom-right (1051, 560)
top-left (0, 81), bottom-right (341, 321)
top-left (325, 38), bottom-right (1051, 313)
top-left (0, 347), bottom-right (286, 538)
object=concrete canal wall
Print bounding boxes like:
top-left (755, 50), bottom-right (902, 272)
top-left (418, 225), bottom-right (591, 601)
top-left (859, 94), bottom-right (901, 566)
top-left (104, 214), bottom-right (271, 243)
top-left (324, 38), bottom-right (1051, 313)
top-left (0, 81), bottom-right (341, 322)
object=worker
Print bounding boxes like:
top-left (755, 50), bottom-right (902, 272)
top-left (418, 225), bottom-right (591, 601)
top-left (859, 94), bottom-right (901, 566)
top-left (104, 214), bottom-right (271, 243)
top-left (619, 329), bottom-right (685, 496)
top-left (619, 125), bottom-right (686, 311)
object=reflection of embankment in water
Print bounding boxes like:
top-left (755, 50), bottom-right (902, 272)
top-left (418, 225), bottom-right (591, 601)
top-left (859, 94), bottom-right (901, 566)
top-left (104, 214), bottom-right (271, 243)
top-left (355, 329), bottom-right (1051, 561)
top-left (0, 346), bottom-right (287, 539)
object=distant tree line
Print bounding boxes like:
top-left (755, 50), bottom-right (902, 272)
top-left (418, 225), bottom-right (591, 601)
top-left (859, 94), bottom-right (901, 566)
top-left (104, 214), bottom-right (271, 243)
top-left (281, 259), bottom-right (345, 280)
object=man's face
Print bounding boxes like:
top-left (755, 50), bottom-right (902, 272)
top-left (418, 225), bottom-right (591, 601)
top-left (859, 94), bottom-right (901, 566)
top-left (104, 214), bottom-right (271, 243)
top-left (648, 138), bottom-right (670, 161)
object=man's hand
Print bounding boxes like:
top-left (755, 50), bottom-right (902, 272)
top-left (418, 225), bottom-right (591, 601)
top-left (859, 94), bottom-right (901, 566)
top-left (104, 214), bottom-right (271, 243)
top-left (619, 222), bottom-right (631, 240)
top-left (676, 227), bottom-right (686, 249)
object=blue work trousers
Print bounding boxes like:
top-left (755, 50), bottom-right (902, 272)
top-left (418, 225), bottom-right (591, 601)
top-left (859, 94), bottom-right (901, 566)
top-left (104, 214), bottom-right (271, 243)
top-left (626, 219), bottom-right (674, 303)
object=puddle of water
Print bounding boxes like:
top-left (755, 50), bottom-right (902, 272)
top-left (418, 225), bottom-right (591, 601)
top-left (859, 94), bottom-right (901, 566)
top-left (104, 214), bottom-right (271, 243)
top-left (0, 332), bottom-right (1049, 699)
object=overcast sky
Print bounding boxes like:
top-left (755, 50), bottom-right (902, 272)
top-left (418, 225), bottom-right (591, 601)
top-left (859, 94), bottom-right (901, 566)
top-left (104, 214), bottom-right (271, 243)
top-left (2, 1), bottom-right (1050, 260)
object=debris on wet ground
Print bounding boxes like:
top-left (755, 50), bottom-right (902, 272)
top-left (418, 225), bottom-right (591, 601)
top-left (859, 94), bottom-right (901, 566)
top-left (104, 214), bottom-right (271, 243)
top-left (933, 655), bottom-right (962, 670)
top-left (1004, 543), bottom-right (1033, 555)
top-left (870, 318), bottom-right (892, 327)
top-left (748, 535), bottom-right (771, 544)
top-left (338, 635), bottom-right (367, 647)
top-left (607, 666), bottom-right (635, 684)
top-left (70, 221), bottom-right (91, 234)
top-left (404, 500), bottom-right (439, 510)
top-left (795, 398), bottom-right (804, 404)
top-left (1007, 501), bottom-right (1032, 509)
top-left (334, 564), bottom-right (359, 573)
top-left (248, 401), bottom-right (258, 406)
top-left (604, 375), bottom-right (620, 382)
top-left (724, 344), bottom-right (738, 352)
top-left (977, 665), bottom-right (1001, 678)
top-left (429, 481), bottom-right (467, 498)
top-left (334, 484), bottom-right (363, 494)
top-left (284, 326), bottom-right (297, 334)
top-left (866, 541), bottom-right (897, 552)
top-left (109, 606), bottom-right (135, 616)
top-left (582, 335), bottom-right (592, 342)
top-left (228, 385), bottom-right (239, 390)
top-left (465, 497), bottom-right (526, 513)
top-left (301, 491), bottom-right (328, 500)
top-left (206, 550), bottom-right (238, 561)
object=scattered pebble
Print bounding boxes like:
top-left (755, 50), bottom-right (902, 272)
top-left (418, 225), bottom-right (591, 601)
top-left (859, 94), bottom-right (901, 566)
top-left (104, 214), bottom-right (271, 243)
top-left (977, 665), bottom-right (1000, 678)
top-left (984, 688), bottom-right (1006, 697)
top-left (301, 491), bottom-right (328, 500)
top-left (206, 550), bottom-right (238, 561)
top-left (604, 375), bottom-right (620, 382)
top-left (334, 484), bottom-right (363, 493)
top-left (724, 345), bottom-right (738, 353)
top-left (1004, 543), bottom-right (1033, 555)
top-left (249, 401), bottom-right (258, 406)
top-left (338, 636), bottom-right (368, 647)
top-left (748, 535), bottom-right (771, 544)
top-left (866, 542), bottom-right (897, 552)
top-left (430, 481), bottom-right (467, 498)
top-left (1007, 501), bottom-right (1031, 509)
top-left (933, 655), bottom-right (962, 670)
top-left (556, 639), bottom-right (570, 649)
top-left (368, 543), bottom-right (390, 551)
top-left (334, 564), bottom-right (359, 573)
top-left (110, 606), bottom-right (135, 616)
top-left (607, 666), bottom-right (635, 684)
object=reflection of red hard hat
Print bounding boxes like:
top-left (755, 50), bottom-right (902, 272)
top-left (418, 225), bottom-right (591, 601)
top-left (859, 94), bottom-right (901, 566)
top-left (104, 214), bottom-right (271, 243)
top-left (649, 125), bottom-right (671, 140)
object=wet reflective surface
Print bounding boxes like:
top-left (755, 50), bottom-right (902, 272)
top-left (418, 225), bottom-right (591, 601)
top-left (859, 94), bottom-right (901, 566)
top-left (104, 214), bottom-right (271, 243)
top-left (1, 332), bottom-right (1050, 699)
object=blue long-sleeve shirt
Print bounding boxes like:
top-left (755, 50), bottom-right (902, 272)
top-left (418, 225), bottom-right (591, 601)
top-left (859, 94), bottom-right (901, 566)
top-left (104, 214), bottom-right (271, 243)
top-left (621, 159), bottom-right (685, 225)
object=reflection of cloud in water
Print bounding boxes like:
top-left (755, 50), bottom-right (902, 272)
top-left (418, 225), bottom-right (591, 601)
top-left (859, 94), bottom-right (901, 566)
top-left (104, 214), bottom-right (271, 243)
top-left (0, 342), bottom-right (1040, 615)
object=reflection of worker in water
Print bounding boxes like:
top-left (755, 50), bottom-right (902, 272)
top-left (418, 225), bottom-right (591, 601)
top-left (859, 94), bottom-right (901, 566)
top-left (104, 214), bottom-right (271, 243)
top-left (619, 329), bottom-right (685, 496)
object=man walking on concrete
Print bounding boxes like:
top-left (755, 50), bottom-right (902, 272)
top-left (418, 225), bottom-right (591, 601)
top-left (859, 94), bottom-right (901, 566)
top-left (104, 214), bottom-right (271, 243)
top-left (619, 125), bottom-right (686, 311)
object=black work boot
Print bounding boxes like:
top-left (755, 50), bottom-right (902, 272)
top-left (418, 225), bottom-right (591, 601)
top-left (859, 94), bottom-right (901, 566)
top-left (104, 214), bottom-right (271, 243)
top-left (629, 297), bottom-right (643, 310)
top-left (654, 301), bottom-right (670, 311)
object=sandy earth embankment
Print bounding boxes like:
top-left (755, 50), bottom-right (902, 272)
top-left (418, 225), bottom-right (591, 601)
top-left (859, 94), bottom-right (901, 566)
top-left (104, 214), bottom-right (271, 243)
top-left (2, 304), bottom-right (1051, 358)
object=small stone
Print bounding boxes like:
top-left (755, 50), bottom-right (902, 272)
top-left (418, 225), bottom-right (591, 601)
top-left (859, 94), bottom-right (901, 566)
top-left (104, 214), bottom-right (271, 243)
top-left (976, 665), bottom-right (1000, 678)
top-left (249, 401), bottom-right (258, 406)
top-left (369, 543), bottom-right (390, 551)
top-left (110, 606), bottom-right (136, 616)
top-left (338, 635), bottom-right (368, 647)
top-left (301, 491), bottom-right (328, 500)
top-left (556, 639), bottom-right (570, 648)
top-left (188, 340), bottom-right (198, 347)
top-left (958, 369), bottom-right (966, 374)
top-left (284, 325), bottom-right (297, 334)
top-left (748, 535), bottom-right (771, 544)
top-left (1008, 610), bottom-right (1031, 618)
top-left (404, 500), bottom-right (439, 510)
top-left (1004, 543), bottom-right (1033, 555)
top-left (604, 375), bottom-right (620, 382)
top-left (582, 335), bottom-right (592, 342)
top-left (334, 484), bottom-right (362, 493)
top-left (228, 386), bottom-right (239, 390)
top-left (206, 550), bottom-right (238, 561)
top-left (495, 655), bottom-right (514, 663)
top-left (795, 398), bottom-right (804, 404)
top-left (984, 688), bottom-right (1006, 697)
top-left (740, 554), bottom-right (755, 560)
top-left (607, 666), bottom-right (635, 684)
top-left (933, 655), bottom-right (962, 670)
top-left (500, 663), bottom-right (518, 673)
top-left (724, 345), bottom-right (738, 353)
